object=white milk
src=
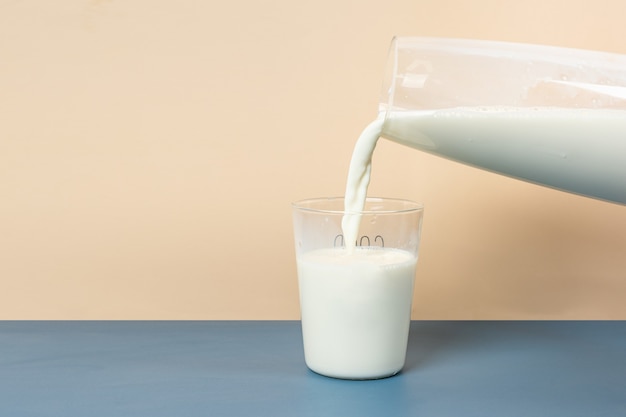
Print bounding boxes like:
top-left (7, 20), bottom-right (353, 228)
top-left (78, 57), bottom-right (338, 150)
top-left (341, 117), bottom-right (384, 249)
top-left (343, 108), bottom-right (626, 246)
top-left (297, 246), bottom-right (417, 379)
top-left (383, 107), bottom-right (626, 204)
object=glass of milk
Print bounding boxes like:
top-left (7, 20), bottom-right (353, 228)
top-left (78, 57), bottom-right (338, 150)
top-left (292, 197), bottom-right (424, 379)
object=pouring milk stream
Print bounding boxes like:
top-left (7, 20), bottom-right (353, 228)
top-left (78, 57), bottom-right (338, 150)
top-left (343, 107), bottom-right (626, 245)
top-left (343, 37), bottom-right (626, 245)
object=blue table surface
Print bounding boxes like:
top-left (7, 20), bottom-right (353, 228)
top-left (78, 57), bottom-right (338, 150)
top-left (1, 321), bottom-right (624, 416)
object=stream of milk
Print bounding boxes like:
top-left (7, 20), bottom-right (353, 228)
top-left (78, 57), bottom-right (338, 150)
top-left (341, 117), bottom-right (385, 250)
top-left (343, 107), bottom-right (626, 243)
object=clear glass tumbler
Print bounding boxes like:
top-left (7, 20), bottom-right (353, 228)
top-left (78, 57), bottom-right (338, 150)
top-left (292, 197), bottom-right (424, 379)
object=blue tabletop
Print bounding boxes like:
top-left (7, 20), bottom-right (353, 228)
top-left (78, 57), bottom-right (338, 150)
top-left (1, 321), bottom-right (624, 416)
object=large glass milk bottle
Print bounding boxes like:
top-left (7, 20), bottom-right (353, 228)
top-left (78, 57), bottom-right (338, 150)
top-left (379, 37), bottom-right (626, 205)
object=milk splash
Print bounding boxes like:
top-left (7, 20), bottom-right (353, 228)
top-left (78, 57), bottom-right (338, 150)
top-left (341, 117), bottom-right (384, 250)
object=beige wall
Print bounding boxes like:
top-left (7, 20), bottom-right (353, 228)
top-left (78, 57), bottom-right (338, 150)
top-left (1, 0), bottom-right (625, 319)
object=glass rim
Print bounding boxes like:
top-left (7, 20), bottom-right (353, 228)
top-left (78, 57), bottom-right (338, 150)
top-left (292, 196), bottom-right (423, 215)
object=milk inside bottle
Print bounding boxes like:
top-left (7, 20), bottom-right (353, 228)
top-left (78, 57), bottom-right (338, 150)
top-left (378, 37), bottom-right (626, 205)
